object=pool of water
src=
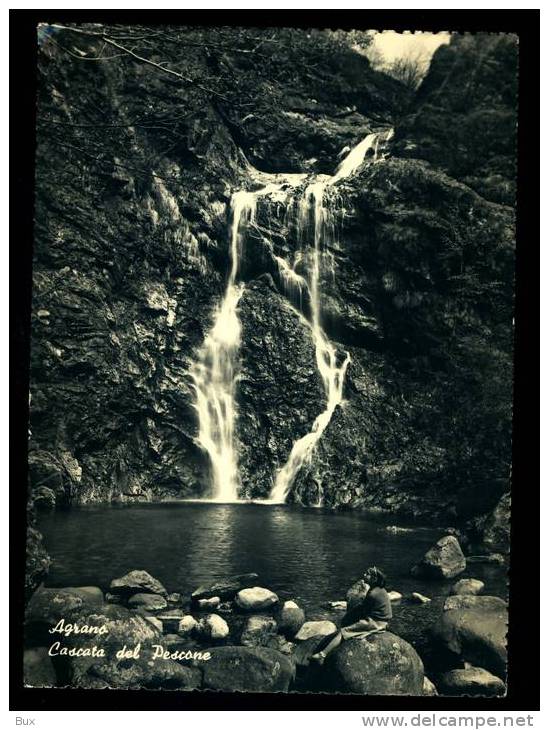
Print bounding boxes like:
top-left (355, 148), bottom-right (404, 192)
top-left (38, 502), bottom-right (508, 647)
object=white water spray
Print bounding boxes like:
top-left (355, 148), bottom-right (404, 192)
top-left (190, 177), bottom-right (306, 502)
top-left (189, 192), bottom-right (259, 502)
top-left (268, 130), bottom-right (391, 503)
top-left (190, 128), bottom-right (391, 504)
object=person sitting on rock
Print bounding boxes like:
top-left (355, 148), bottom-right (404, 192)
top-left (311, 566), bottom-right (392, 665)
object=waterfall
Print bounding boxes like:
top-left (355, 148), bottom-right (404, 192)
top-left (267, 130), bottom-right (391, 503)
top-left (189, 180), bottom-right (305, 501)
top-left (190, 128), bottom-right (391, 504)
top-left (189, 191), bottom-right (259, 502)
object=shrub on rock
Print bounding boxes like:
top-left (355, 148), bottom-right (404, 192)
top-left (322, 631), bottom-right (424, 695)
top-left (411, 536), bottom-right (466, 579)
top-left (235, 587), bottom-right (279, 612)
top-left (200, 646), bottom-right (294, 692)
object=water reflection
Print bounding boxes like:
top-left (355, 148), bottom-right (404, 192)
top-left (38, 503), bottom-right (508, 644)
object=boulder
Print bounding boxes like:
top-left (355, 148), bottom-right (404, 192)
top-left (443, 595), bottom-right (506, 612)
top-left (438, 667), bottom-right (506, 697)
top-left (388, 591), bottom-right (403, 602)
top-left (25, 586), bottom-right (104, 644)
top-left (328, 600), bottom-right (348, 610)
top-left (411, 592), bottom-right (432, 604)
top-left (195, 614), bottom-right (230, 641)
top-left (277, 600), bottom-right (306, 638)
top-left (167, 592), bottom-right (182, 604)
top-left (322, 631), bottom-right (424, 695)
top-left (346, 579), bottom-right (369, 612)
top-left (24, 647), bottom-right (57, 687)
top-left (81, 655), bottom-right (202, 690)
top-left (235, 587), bottom-right (279, 612)
top-left (178, 615), bottom-right (199, 637)
top-left (191, 573), bottom-right (259, 603)
top-left (109, 570), bottom-right (167, 598)
top-left (127, 593), bottom-right (168, 611)
top-left (60, 604), bottom-right (161, 680)
top-left (200, 646), bottom-right (294, 693)
top-left (295, 620), bottom-right (337, 642)
top-left (241, 616), bottom-right (278, 647)
top-left (196, 596), bottom-right (221, 611)
top-left (423, 676), bottom-right (438, 696)
top-left (412, 536), bottom-right (466, 579)
top-left (431, 606), bottom-right (508, 678)
top-left (451, 578), bottom-right (484, 596)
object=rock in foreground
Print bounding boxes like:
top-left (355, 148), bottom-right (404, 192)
top-left (278, 600), bottom-right (306, 638)
top-left (127, 593), bottom-right (168, 611)
top-left (438, 667), bottom-right (506, 697)
top-left (195, 614), bottom-right (230, 641)
top-left (241, 616), bottom-right (278, 647)
top-left (235, 587), bottom-right (279, 612)
top-left (412, 536), bottom-right (466, 579)
top-left (451, 578), bottom-right (484, 596)
top-left (200, 646), bottom-right (294, 693)
top-left (191, 573), bottom-right (259, 603)
top-left (431, 606), bottom-right (508, 678)
top-left (444, 595), bottom-right (506, 612)
top-left (109, 570), bottom-right (167, 598)
top-left (295, 620), bottom-right (337, 642)
top-left (322, 631), bottom-right (424, 695)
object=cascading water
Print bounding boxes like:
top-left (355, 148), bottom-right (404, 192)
top-left (268, 130), bottom-right (392, 503)
top-left (189, 191), bottom-right (259, 502)
top-left (190, 128), bottom-right (392, 504)
top-left (189, 179), bottom-right (305, 501)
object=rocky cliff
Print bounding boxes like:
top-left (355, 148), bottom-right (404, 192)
top-left (28, 28), bottom-right (516, 527)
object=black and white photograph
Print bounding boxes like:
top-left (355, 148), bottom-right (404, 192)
top-left (10, 8), bottom-right (539, 712)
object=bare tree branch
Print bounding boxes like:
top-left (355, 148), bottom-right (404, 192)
top-left (46, 24), bottom-right (229, 101)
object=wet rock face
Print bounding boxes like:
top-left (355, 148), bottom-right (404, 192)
top-left (29, 31), bottom-right (514, 522)
top-left (237, 280), bottom-right (326, 498)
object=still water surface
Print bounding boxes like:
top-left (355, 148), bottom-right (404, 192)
top-left (39, 502), bottom-right (508, 646)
